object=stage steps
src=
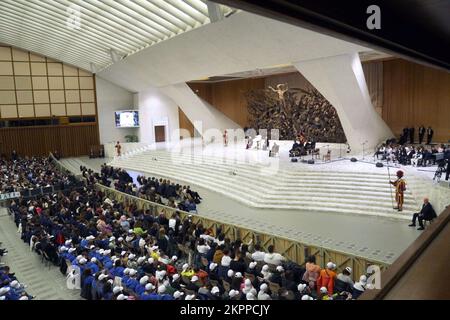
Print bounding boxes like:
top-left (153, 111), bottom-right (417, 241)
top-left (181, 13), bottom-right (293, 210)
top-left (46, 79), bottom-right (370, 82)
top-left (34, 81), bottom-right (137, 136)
top-left (110, 150), bottom-right (418, 220)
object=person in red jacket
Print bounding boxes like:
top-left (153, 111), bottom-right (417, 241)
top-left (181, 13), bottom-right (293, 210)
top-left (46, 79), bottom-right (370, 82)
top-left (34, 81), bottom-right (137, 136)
top-left (316, 262), bottom-right (337, 295)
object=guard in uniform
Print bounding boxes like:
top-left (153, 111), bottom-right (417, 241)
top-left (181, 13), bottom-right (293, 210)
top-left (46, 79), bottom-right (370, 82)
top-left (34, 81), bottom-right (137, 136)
top-left (390, 170), bottom-right (406, 211)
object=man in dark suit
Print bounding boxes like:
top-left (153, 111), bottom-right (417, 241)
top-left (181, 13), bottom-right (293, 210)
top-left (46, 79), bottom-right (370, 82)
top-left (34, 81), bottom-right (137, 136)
top-left (426, 126), bottom-right (434, 144)
top-left (409, 126), bottom-right (415, 144)
top-left (418, 125), bottom-right (425, 144)
top-left (409, 198), bottom-right (437, 230)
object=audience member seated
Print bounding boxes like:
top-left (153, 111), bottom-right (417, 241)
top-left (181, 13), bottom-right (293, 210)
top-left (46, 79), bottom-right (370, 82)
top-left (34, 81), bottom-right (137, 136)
top-left (6, 158), bottom-right (372, 301)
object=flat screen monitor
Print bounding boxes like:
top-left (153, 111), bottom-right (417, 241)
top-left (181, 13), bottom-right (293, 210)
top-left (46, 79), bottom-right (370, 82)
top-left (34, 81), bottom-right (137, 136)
top-left (115, 110), bottom-right (139, 128)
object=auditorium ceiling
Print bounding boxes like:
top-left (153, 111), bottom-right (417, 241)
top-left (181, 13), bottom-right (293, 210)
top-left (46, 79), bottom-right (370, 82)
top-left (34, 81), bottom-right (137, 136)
top-left (0, 0), bottom-right (235, 72)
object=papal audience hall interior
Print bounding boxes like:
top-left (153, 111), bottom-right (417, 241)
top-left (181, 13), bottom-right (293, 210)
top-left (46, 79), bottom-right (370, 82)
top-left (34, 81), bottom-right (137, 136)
top-left (0, 0), bottom-right (449, 302)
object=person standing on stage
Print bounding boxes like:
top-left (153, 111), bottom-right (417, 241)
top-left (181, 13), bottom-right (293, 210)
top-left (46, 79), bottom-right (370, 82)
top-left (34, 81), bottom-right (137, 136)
top-left (115, 141), bottom-right (122, 157)
top-left (223, 130), bottom-right (228, 147)
top-left (418, 125), bottom-right (425, 144)
top-left (409, 126), bottom-right (415, 144)
top-left (426, 126), bottom-right (434, 144)
top-left (390, 170), bottom-right (406, 212)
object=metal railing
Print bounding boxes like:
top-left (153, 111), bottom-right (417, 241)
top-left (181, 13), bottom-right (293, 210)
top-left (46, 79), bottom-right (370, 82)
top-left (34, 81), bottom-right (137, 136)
top-left (49, 153), bottom-right (389, 282)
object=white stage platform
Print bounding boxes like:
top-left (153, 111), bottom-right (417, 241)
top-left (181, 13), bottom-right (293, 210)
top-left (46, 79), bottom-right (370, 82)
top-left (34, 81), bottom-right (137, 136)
top-left (64, 138), bottom-right (449, 264)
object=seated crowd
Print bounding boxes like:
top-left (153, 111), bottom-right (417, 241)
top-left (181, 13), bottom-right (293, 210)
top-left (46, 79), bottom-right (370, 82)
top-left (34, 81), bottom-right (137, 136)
top-left (374, 142), bottom-right (449, 167)
top-left (81, 164), bottom-right (202, 213)
top-left (7, 160), bottom-right (373, 301)
top-left (0, 243), bottom-right (34, 300)
top-left (0, 156), bottom-right (78, 195)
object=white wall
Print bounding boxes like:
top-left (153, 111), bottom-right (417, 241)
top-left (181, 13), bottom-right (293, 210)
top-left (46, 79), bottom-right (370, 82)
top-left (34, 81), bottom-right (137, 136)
top-left (95, 76), bottom-right (137, 144)
top-left (137, 87), bottom-right (180, 145)
top-left (160, 82), bottom-right (241, 137)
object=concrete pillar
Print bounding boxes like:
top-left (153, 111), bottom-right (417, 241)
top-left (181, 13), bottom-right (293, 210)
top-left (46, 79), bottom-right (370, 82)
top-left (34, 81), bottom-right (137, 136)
top-left (294, 53), bottom-right (393, 152)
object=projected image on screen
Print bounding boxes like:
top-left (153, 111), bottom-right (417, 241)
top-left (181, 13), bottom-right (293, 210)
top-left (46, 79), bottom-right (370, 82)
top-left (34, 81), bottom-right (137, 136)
top-left (115, 110), bottom-right (139, 128)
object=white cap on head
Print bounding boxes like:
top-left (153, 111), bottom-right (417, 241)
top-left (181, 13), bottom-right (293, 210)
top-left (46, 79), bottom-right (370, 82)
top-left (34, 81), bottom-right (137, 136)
top-left (68, 248), bottom-right (76, 253)
top-left (249, 262), bottom-right (257, 269)
top-left (109, 236), bottom-right (116, 242)
top-left (117, 294), bottom-right (128, 301)
top-left (302, 294), bottom-right (314, 301)
top-left (182, 263), bottom-right (189, 271)
top-left (113, 286), bottom-right (123, 294)
top-left (298, 283), bottom-right (307, 293)
top-left (128, 253), bottom-right (136, 260)
top-left (173, 291), bottom-right (184, 299)
top-left (157, 285), bottom-right (166, 294)
top-left (76, 255), bottom-right (83, 261)
top-left (117, 237), bottom-right (124, 242)
top-left (145, 283), bottom-right (155, 291)
top-left (171, 255), bottom-right (178, 262)
top-left (244, 279), bottom-right (251, 286)
top-left (129, 269), bottom-right (137, 276)
top-left (79, 258), bottom-right (87, 264)
top-left (60, 246), bottom-right (68, 252)
top-left (211, 286), bottom-right (220, 295)
top-left (91, 257), bottom-right (97, 263)
top-left (123, 268), bottom-right (130, 275)
top-left (89, 245), bottom-right (95, 250)
top-left (185, 294), bottom-right (195, 301)
top-left (320, 286), bottom-right (328, 294)
top-left (246, 292), bottom-right (256, 300)
top-left (262, 265), bottom-right (269, 272)
top-left (19, 296), bottom-right (29, 300)
top-left (235, 272), bottom-right (243, 278)
top-left (345, 267), bottom-right (352, 274)
top-left (86, 235), bottom-right (95, 241)
top-left (65, 239), bottom-right (72, 246)
top-left (229, 289), bottom-right (238, 298)
top-left (98, 249), bottom-right (105, 255)
top-left (276, 266), bottom-right (284, 272)
top-left (137, 257), bottom-right (146, 265)
top-left (209, 263), bottom-right (217, 271)
top-left (147, 257), bottom-right (154, 264)
top-left (98, 274), bottom-right (108, 281)
top-left (0, 287), bottom-right (10, 295)
top-left (11, 280), bottom-right (20, 288)
top-left (103, 249), bottom-right (111, 255)
top-left (139, 276), bottom-right (149, 285)
top-left (139, 238), bottom-right (146, 248)
top-left (260, 283), bottom-right (268, 292)
top-left (326, 262), bottom-right (335, 270)
top-left (191, 275), bottom-right (199, 282)
top-left (360, 275), bottom-right (367, 284)
top-left (172, 274), bottom-right (180, 281)
top-left (227, 270), bottom-right (234, 278)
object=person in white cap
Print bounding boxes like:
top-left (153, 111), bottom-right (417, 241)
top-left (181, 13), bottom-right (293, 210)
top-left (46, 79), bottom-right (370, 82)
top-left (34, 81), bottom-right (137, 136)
top-left (226, 289), bottom-right (238, 300)
top-left (337, 267), bottom-right (354, 288)
top-left (242, 278), bottom-right (254, 294)
top-left (173, 290), bottom-right (185, 300)
top-left (246, 261), bottom-right (258, 276)
top-left (257, 283), bottom-right (271, 300)
top-left (316, 262), bottom-right (337, 295)
top-left (209, 286), bottom-right (221, 300)
top-left (301, 294), bottom-right (314, 301)
top-left (116, 294), bottom-right (128, 300)
top-left (352, 275), bottom-right (368, 299)
top-left (246, 291), bottom-right (256, 300)
top-left (260, 264), bottom-right (272, 280)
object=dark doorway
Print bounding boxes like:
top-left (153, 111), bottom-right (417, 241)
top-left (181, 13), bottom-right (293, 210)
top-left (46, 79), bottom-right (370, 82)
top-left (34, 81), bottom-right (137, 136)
top-left (154, 125), bottom-right (166, 142)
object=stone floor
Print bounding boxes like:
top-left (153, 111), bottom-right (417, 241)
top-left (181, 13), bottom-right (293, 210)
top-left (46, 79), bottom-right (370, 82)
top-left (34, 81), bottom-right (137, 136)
top-left (0, 208), bottom-right (82, 300)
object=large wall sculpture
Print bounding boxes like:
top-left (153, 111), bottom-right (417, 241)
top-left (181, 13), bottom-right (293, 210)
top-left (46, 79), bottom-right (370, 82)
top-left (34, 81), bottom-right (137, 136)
top-left (245, 86), bottom-right (346, 143)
